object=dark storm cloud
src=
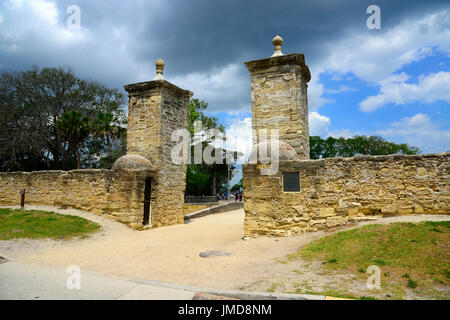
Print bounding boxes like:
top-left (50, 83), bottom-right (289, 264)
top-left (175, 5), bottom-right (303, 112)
top-left (0, 0), bottom-right (449, 111)
top-left (51, 0), bottom-right (450, 75)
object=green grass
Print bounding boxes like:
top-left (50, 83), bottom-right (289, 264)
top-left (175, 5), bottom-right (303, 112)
top-left (183, 205), bottom-right (207, 215)
top-left (0, 208), bottom-right (101, 240)
top-left (295, 221), bottom-right (450, 286)
top-left (267, 282), bottom-right (284, 293)
top-left (407, 279), bottom-right (418, 289)
top-left (292, 288), bottom-right (369, 300)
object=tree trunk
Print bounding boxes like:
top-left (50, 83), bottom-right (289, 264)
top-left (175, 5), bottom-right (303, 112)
top-left (75, 150), bottom-right (81, 169)
top-left (74, 146), bottom-right (81, 169)
top-left (44, 152), bottom-right (51, 169)
top-left (106, 134), bottom-right (112, 157)
top-left (211, 170), bottom-right (217, 195)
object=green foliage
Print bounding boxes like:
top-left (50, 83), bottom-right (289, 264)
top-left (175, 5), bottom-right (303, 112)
top-left (186, 165), bottom-right (214, 196)
top-left (0, 208), bottom-right (100, 240)
top-left (56, 111), bottom-right (91, 169)
top-left (55, 110), bottom-right (127, 169)
top-left (309, 135), bottom-right (420, 159)
top-left (185, 99), bottom-right (236, 196)
top-left (298, 221), bottom-right (450, 285)
top-left (87, 111), bottom-right (127, 168)
top-left (188, 99), bottom-right (225, 138)
top-left (231, 178), bottom-right (243, 193)
top-left (0, 67), bottom-right (126, 171)
top-left (407, 279), bottom-right (418, 288)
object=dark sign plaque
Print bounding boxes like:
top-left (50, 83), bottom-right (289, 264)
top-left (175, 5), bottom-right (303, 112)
top-left (283, 172), bottom-right (300, 192)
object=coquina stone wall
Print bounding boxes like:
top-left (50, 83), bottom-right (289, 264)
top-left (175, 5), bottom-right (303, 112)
top-left (243, 153), bottom-right (450, 237)
top-left (124, 80), bottom-right (192, 227)
top-left (0, 169), bottom-right (152, 229)
top-left (0, 60), bottom-right (192, 231)
top-left (245, 53), bottom-right (311, 160)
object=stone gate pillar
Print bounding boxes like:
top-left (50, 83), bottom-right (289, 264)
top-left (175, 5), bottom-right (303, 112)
top-left (121, 59), bottom-right (193, 228)
top-left (244, 35), bottom-right (311, 159)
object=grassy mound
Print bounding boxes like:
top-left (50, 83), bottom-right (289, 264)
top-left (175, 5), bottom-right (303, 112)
top-left (295, 221), bottom-right (449, 291)
top-left (0, 208), bottom-right (101, 240)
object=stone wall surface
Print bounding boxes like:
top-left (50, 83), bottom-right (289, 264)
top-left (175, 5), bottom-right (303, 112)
top-left (243, 153), bottom-right (450, 237)
top-left (0, 79), bottom-right (191, 231)
top-left (0, 169), bottom-right (151, 229)
top-left (245, 54), bottom-right (311, 160)
top-left (150, 85), bottom-right (190, 227)
top-left (124, 80), bottom-right (191, 228)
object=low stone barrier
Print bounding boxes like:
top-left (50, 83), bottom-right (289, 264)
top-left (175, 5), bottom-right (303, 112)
top-left (0, 169), bottom-right (149, 229)
top-left (185, 202), bottom-right (243, 220)
top-left (185, 196), bottom-right (218, 203)
top-left (243, 153), bottom-right (450, 237)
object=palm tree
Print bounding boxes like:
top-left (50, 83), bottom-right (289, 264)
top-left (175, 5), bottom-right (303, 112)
top-left (56, 111), bottom-right (91, 169)
top-left (92, 111), bottom-right (124, 157)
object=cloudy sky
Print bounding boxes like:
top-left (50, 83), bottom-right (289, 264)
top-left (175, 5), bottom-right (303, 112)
top-left (1, 0), bottom-right (449, 184)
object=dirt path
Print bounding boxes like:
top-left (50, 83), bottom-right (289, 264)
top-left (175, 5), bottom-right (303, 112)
top-left (1, 205), bottom-right (449, 295)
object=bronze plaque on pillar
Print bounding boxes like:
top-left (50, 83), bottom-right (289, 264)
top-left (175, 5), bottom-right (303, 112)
top-left (283, 172), bottom-right (300, 192)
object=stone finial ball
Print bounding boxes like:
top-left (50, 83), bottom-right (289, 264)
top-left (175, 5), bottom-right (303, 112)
top-left (271, 35), bottom-right (284, 57)
top-left (155, 58), bottom-right (165, 70)
top-left (272, 35), bottom-right (284, 46)
top-left (154, 58), bottom-right (166, 80)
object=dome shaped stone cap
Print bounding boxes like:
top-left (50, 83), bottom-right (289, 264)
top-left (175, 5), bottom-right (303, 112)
top-left (112, 154), bottom-right (155, 171)
top-left (249, 140), bottom-right (299, 162)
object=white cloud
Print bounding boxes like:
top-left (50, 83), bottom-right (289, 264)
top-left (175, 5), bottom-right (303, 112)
top-left (0, 0), bottom-right (156, 88)
top-left (322, 10), bottom-right (450, 83)
top-left (309, 112), bottom-right (331, 137)
top-left (378, 113), bottom-right (450, 153)
top-left (325, 85), bottom-right (357, 94)
top-left (308, 9), bottom-right (450, 114)
top-left (307, 69), bottom-right (334, 110)
top-left (224, 117), bottom-right (253, 163)
top-left (0, 0), bottom-right (86, 48)
top-left (360, 71), bottom-right (450, 112)
top-left (378, 72), bottom-right (410, 86)
top-left (308, 79), bottom-right (334, 110)
top-left (308, 112), bottom-right (450, 153)
top-left (309, 111), bottom-right (364, 139)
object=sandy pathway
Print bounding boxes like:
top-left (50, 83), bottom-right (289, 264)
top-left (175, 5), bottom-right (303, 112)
top-left (1, 205), bottom-right (449, 291)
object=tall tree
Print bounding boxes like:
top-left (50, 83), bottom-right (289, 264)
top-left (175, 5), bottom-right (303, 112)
top-left (56, 111), bottom-right (91, 169)
top-left (188, 99), bottom-right (225, 139)
top-left (91, 111), bottom-right (126, 157)
top-left (185, 99), bottom-right (237, 196)
top-left (0, 67), bottom-right (125, 171)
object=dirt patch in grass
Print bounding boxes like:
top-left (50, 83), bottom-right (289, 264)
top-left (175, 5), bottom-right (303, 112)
top-left (299, 222), bottom-right (450, 283)
top-left (1, 207), bottom-right (448, 300)
top-left (243, 221), bottom-right (450, 300)
top-left (280, 221), bottom-right (449, 299)
top-left (0, 208), bottom-right (101, 240)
